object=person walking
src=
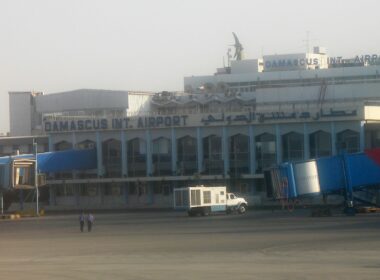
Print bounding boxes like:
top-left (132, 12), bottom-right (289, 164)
top-left (79, 212), bottom-right (85, 232)
top-left (87, 213), bottom-right (94, 232)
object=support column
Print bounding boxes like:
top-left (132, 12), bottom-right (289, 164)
top-left (75, 184), bottom-right (80, 207)
top-left (99, 184), bottom-right (104, 205)
top-left (71, 132), bottom-right (77, 148)
top-left (72, 132), bottom-right (77, 178)
top-left (275, 124), bottom-right (282, 164)
top-left (124, 183), bottom-right (129, 205)
top-left (197, 127), bottom-right (203, 174)
top-left (96, 132), bottom-right (103, 177)
top-left (303, 123), bottom-right (309, 160)
top-left (331, 122), bottom-right (337, 155)
top-left (360, 121), bottom-right (365, 152)
top-left (49, 186), bottom-right (56, 206)
top-left (48, 135), bottom-right (54, 152)
top-left (1, 192), bottom-right (3, 214)
top-left (171, 128), bottom-right (177, 175)
top-left (249, 126), bottom-right (256, 174)
top-left (145, 130), bottom-right (152, 176)
top-left (148, 182), bottom-right (154, 205)
top-left (250, 180), bottom-right (256, 195)
top-left (48, 135), bottom-right (54, 181)
top-left (222, 127), bottom-right (229, 177)
top-left (121, 131), bottom-right (127, 177)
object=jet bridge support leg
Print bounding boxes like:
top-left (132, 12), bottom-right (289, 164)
top-left (19, 190), bottom-right (24, 211)
top-left (342, 154), bottom-right (355, 216)
top-left (311, 193), bottom-right (332, 217)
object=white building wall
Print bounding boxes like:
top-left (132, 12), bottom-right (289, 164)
top-left (228, 126), bottom-right (249, 136)
top-left (253, 125), bottom-right (276, 136)
top-left (307, 122), bottom-right (332, 134)
top-left (256, 82), bottom-right (380, 103)
top-left (184, 65), bottom-right (380, 95)
top-left (127, 93), bottom-right (152, 115)
top-left (151, 129), bottom-right (171, 140)
top-left (176, 128), bottom-right (197, 139)
top-left (35, 89), bottom-right (130, 113)
top-left (75, 132), bottom-right (97, 146)
top-left (9, 92), bottom-right (33, 136)
top-left (280, 123), bottom-right (304, 135)
top-left (231, 59), bottom-right (263, 74)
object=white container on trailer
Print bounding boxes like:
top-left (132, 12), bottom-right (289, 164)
top-left (173, 185), bottom-right (248, 216)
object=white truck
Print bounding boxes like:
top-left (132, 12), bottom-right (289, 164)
top-left (173, 185), bottom-right (248, 216)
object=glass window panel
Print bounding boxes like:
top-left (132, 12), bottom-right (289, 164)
top-left (255, 133), bottom-right (276, 172)
top-left (337, 130), bottom-right (359, 154)
top-left (310, 131), bottom-right (331, 158)
top-left (282, 132), bottom-right (304, 162)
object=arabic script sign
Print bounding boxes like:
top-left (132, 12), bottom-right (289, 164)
top-left (200, 108), bottom-right (358, 125)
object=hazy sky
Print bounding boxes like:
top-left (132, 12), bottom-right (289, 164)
top-left (0, 0), bottom-right (379, 133)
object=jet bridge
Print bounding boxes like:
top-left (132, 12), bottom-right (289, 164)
top-left (265, 149), bottom-right (380, 215)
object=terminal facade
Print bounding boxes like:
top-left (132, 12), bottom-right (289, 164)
top-left (3, 47), bottom-right (380, 210)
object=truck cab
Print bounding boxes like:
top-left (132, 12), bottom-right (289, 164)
top-left (226, 193), bottom-right (248, 214)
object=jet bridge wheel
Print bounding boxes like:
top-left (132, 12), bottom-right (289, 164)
top-left (1, 191), bottom-right (15, 212)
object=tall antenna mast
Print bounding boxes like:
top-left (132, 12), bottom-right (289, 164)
top-left (227, 48), bottom-right (232, 67)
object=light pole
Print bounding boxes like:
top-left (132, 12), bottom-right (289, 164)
top-left (34, 140), bottom-right (39, 216)
top-left (0, 192), bottom-right (3, 215)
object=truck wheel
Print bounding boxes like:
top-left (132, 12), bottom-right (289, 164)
top-left (201, 207), bottom-right (210, 216)
top-left (188, 211), bottom-right (196, 217)
top-left (238, 204), bottom-right (247, 214)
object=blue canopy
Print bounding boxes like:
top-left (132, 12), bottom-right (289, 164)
top-left (36, 149), bottom-right (97, 173)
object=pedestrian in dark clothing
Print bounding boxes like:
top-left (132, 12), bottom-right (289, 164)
top-left (79, 212), bottom-right (85, 232)
top-left (87, 213), bottom-right (94, 232)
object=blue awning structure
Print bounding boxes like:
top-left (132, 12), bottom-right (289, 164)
top-left (0, 149), bottom-right (97, 191)
top-left (36, 149), bottom-right (97, 173)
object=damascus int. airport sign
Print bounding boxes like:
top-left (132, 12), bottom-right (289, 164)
top-left (43, 108), bottom-right (358, 133)
top-left (265, 54), bottom-right (380, 69)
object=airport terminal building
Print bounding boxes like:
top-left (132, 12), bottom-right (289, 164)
top-left (3, 47), bottom-right (380, 210)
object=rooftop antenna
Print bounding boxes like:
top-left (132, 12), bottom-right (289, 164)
top-left (227, 48), bottom-right (232, 67)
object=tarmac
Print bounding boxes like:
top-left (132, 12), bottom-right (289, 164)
top-left (0, 209), bottom-right (380, 280)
